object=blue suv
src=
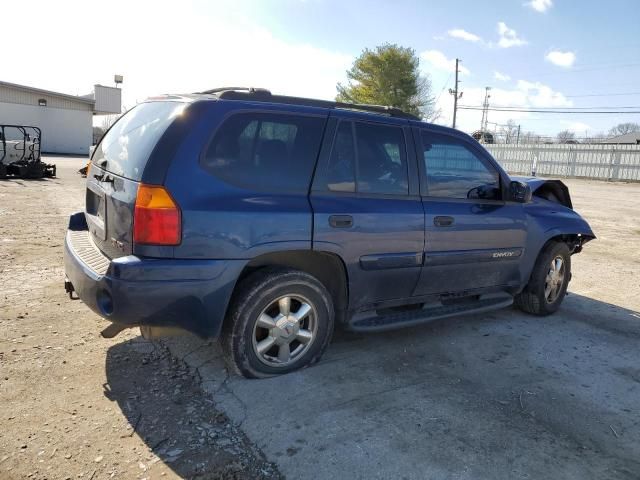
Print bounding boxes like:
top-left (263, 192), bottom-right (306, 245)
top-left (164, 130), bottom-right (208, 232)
top-left (64, 87), bottom-right (595, 378)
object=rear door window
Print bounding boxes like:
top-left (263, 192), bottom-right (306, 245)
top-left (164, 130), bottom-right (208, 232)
top-left (201, 112), bottom-right (326, 193)
top-left (92, 101), bottom-right (186, 180)
top-left (325, 121), bottom-right (356, 192)
top-left (355, 122), bottom-right (408, 195)
top-left (321, 120), bottom-right (409, 196)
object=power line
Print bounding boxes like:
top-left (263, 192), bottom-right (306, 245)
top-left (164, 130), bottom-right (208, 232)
top-left (460, 104), bottom-right (640, 110)
top-left (434, 72), bottom-right (453, 106)
top-left (458, 106), bottom-right (640, 114)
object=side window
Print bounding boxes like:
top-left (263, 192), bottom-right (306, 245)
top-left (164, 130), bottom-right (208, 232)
top-left (355, 122), bottom-right (408, 195)
top-left (421, 132), bottom-right (500, 200)
top-left (202, 113), bottom-right (325, 193)
top-left (326, 121), bottom-right (356, 192)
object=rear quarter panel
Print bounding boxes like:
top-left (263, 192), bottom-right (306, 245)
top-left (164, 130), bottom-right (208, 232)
top-left (163, 101), bottom-right (327, 259)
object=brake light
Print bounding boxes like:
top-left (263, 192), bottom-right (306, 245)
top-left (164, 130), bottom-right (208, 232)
top-left (133, 184), bottom-right (181, 245)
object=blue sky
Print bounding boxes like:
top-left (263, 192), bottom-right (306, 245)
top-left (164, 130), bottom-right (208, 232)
top-left (236, 0), bottom-right (640, 136)
top-left (3, 0), bottom-right (640, 136)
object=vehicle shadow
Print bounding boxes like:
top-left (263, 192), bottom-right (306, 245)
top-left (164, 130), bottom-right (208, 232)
top-left (103, 336), bottom-right (280, 479)
top-left (104, 292), bottom-right (640, 479)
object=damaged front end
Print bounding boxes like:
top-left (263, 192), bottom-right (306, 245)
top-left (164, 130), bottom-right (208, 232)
top-left (512, 176), bottom-right (574, 209)
top-left (514, 176), bottom-right (596, 254)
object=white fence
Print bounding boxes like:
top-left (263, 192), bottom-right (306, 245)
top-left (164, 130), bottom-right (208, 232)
top-left (486, 144), bottom-right (640, 181)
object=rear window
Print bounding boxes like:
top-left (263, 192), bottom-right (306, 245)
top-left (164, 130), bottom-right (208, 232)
top-left (201, 112), bottom-right (325, 193)
top-left (92, 102), bottom-right (186, 180)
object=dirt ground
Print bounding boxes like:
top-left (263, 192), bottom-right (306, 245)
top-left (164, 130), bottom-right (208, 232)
top-left (1, 156), bottom-right (640, 479)
top-left (0, 158), bottom-right (281, 480)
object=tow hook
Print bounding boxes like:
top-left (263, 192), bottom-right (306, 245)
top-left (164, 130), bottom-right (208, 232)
top-left (64, 277), bottom-right (78, 300)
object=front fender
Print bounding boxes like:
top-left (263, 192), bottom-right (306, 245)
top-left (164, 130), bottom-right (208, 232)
top-left (519, 201), bottom-right (595, 288)
top-left (536, 205), bottom-right (595, 241)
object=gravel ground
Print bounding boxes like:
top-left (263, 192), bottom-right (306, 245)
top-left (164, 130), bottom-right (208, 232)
top-left (0, 157), bottom-right (281, 480)
top-left (1, 156), bottom-right (640, 479)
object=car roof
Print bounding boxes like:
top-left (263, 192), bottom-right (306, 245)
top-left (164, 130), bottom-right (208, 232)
top-left (146, 87), bottom-right (418, 119)
top-left (144, 88), bottom-right (470, 139)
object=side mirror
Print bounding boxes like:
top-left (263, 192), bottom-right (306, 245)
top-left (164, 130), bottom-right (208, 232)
top-left (509, 181), bottom-right (532, 203)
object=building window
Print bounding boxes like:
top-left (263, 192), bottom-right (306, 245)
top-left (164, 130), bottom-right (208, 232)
top-left (38, 99), bottom-right (47, 107)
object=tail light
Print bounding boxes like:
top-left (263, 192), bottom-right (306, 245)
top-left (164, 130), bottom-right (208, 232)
top-left (133, 184), bottom-right (181, 245)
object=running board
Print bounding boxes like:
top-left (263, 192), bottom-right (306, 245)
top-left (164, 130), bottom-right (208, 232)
top-left (348, 294), bottom-right (513, 333)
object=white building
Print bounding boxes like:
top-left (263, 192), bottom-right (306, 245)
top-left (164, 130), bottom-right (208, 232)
top-left (0, 81), bottom-right (121, 155)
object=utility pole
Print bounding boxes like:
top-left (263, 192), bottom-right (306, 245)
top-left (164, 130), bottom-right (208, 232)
top-left (448, 58), bottom-right (463, 129)
top-left (479, 86), bottom-right (491, 140)
top-left (516, 124), bottom-right (521, 145)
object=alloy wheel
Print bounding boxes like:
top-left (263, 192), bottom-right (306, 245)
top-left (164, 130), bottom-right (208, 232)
top-left (544, 255), bottom-right (566, 303)
top-left (251, 295), bottom-right (317, 367)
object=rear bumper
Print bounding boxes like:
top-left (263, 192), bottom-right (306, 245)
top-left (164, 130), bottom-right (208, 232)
top-left (63, 212), bottom-right (246, 338)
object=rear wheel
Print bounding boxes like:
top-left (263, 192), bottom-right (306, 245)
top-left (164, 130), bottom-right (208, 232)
top-left (515, 242), bottom-right (571, 315)
top-left (221, 267), bottom-right (334, 378)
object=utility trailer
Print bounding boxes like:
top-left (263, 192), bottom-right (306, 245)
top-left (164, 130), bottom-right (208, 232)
top-left (0, 125), bottom-right (56, 179)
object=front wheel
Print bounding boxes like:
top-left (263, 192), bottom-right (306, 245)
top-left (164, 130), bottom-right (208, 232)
top-left (221, 268), bottom-right (334, 378)
top-left (515, 242), bottom-right (571, 315)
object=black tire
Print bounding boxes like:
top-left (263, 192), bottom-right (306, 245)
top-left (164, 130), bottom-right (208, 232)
top-left (221, 267), bottom-right (334, 378)
top-left (515, 241), bottom-right (571, 315)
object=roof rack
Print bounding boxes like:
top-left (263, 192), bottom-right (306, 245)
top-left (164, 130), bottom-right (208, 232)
top-left (195, 87), bottom-right (420, 120)
top-left (198, 87), bottom-right (272, 95)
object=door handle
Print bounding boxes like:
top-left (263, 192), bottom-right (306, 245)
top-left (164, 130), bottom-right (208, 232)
top-left (329, 215), bottom-right (353, 228)
top-left (434, 216), bottom-right (454, 227)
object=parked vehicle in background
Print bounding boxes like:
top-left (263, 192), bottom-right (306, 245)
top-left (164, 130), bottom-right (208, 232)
top-left (63, 88), bottom-right (595, 378)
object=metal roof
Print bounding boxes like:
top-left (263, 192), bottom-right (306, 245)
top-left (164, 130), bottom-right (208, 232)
top-left (0, 80), bottom-right (95, 105)
top-left (600, 132), bottom-right (640, 144)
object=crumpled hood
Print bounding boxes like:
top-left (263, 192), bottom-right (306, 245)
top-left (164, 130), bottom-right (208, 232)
top-left (511, 176), bottom-right (573, 209)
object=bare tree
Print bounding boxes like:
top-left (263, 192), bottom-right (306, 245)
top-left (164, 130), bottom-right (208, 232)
top-left (499, 120), bottom-right (519, 144)
top-left (92, 126), bottom-right (105, 145)
top-left (520, 131), bottom-right (541, 144)
top-left (584, 131), bottom-right (608, 144)
top-left (608, 122), bottom-right (640, 136)
top-left (556, 130), bottom-right (576, 144)
top-left (100, 114), bottom-right (120, 131)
